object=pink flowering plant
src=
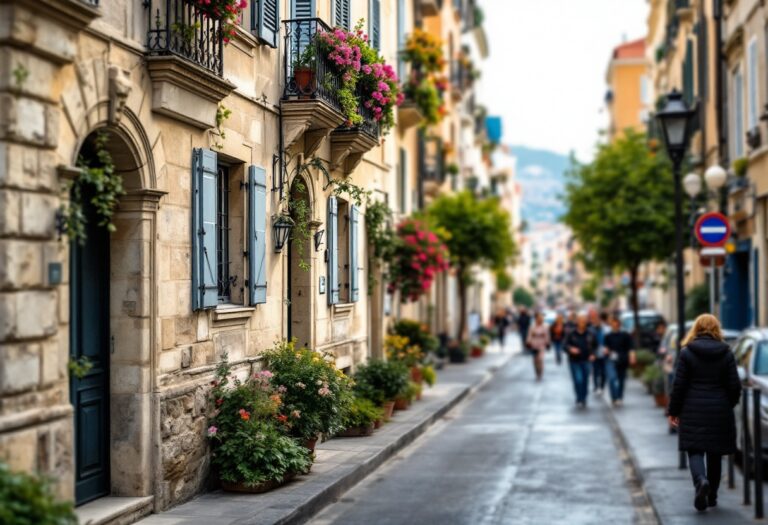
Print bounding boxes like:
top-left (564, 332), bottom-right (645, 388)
top-left (387, 218), bottom-right (451, 302)
top-left (206, 354), bottom-right (312, 488)
top-left (314, 21), bottom-right (402, 133)
top-left (262, 340), bottom-right (354, 439)
top-left (194, 0), bottom-right (247, 43)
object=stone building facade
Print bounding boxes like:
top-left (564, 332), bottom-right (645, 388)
top-left (0, 0), bottom-right (489, 522)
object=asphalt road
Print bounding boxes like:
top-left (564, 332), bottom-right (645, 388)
top-left (311, 350), bottom-right (656, 525)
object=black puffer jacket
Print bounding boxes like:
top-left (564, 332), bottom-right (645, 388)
top-left (668, 336), bottom-right (741, 454)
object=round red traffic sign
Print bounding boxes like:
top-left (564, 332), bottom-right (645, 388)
top-left (694, 212), bottom-right (731, 247)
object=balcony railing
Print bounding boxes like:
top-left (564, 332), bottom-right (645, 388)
top-left (282, 18), bottom-right (342, 112)
top-left (82, 0), bottom-right (99, 5)
top-left (146, 0), bottom-right (224, 76)
top-left (354, 90), bottom-right (381, 140)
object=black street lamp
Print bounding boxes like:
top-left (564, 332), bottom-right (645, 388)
top-left (273, 216), bottom-right (294, 253)
top-left (656, 89), bottom-right (696, 471)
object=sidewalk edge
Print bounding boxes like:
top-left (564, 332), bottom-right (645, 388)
top-left (275, 354), bottom-right (514, 525)
top-left (603, 397), bottom-right (664, 524)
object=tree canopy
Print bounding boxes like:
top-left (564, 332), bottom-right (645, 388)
top-left (562, 130), bottom-right (675, 274)
top-left (427, 191), bottom-right (516, 276)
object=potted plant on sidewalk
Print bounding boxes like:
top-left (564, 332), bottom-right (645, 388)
top-left (262, 340), bottom-right (353, 453)
top-left (207, 355), bottom-right (313, 493)
top-left (353, 360), bottom-right (409, 420)
top-left (643, 363), bottom-right (668, 407)
top-left (338, 396), bottom-right (382, 437)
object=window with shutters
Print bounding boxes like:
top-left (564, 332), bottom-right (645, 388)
top-left (215, 164), bottom-right (246, 305)
top-left (251, 0), bottom-right (281, 47)
top-left (748, 37), bottom-right (759, 130)
top-left (334, 0), bottom-right (350, 30)
top-left (337, 199), bottom-right (351, 302)
top-left (732, 65), bottom-right (745, 159)
top-left (369, 0), bottom-right (381, 50)
top-left (292, 0), bottom-right (315, 18)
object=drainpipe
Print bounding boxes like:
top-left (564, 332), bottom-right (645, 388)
top-left (714, 0), bottom-right (726, 170)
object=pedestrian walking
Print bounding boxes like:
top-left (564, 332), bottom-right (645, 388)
top-left (564, 310), bottom-right (577, 337)
top-left (563, 314), bottom-right (597, 408)
top-left (604, 316), bottom-right (634, 406)
top-left (517, 307), bottom-right (531, 350)
top-left (667, 314), bottom-right (741, 512)
top-left (550, 313), bottom-right (566, 365)
top-left (526, 312), bottom-right (550, 381)
top-left (589, 310), bottom-right (608, 395)
top-left (493, 307), bottom-right (510, 345)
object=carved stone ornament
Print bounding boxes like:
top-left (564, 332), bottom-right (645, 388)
top-left (108, 65), bottom-right (132, 124)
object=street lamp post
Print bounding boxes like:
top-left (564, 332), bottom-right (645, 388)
top-left (656, 90), bottom-right (697, 471)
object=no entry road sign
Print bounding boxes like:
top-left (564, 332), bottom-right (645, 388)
top-left (694, 212), bottom-right (731, 247)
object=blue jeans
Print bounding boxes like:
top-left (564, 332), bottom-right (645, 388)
top-left (606, 359), bottom-right (628, 401)
top-left (569, 361), bottom-right (591, 404)
top-left (593, 358), bottom-right (606, 391)
top-left (553, 341), bottom-right (563, 365)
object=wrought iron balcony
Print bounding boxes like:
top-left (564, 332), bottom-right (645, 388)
top-left (82, 0), bottom-right (99, 5)
top-left (282, 18), bottom-right (343, 113)
top-left (146, 0), bottom-right (224, 76)
top-left (353, 90), bottom-right (380, 140)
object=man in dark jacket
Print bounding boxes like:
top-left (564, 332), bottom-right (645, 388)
top-left (517, 308), bottom-right (531, 349)
top-left (563, 314), bottom-right (596, 408)
top-left (604, 316), bottom-right (633, 406)
top-left (668, 329), bottom-right (741, 511)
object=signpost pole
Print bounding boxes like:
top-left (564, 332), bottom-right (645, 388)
top-left (709, 257), bottom-right (716, 314)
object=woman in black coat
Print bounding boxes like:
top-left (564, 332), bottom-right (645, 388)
top-left (668, 314), bottom-right (741, 512)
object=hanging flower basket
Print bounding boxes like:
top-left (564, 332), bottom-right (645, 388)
top-left (387, 219), bottom-right (450, 302)
top-left (193, 0), bottom-right (247, 43)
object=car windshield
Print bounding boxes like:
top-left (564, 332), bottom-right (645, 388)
top-left (754, 342), bottom-right (768, 376)
top-left (622, 316), bottom-right (660, 332)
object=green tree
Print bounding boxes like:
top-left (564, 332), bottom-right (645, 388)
top-left (427, 191), bottom-right (516, 340)
top-left (513, 286), bottom-right (534, 308)
top-left (563, 130), bottom-right (675, 345)
top-left (685, 282), bottom-right (710, 320)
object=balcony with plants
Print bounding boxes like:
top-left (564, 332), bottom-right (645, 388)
top-left (451, 48), bottom-right (479, 101)
top-left (282, 20), bottom-right (402, 173)
top-left (399, 29), bottom-right (448, 130)
top-left (145, 0), bottom-right (241, 128)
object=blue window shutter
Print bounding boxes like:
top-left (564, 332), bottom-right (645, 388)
top-left (248, 166), bottom-right (268, 305)
top-left (334, 0), bottom-right (350, 29)
top-left (291, 0), bottom-right (314, 18)
top-left (370, 0), bottom-right (380, 50)
top-left (397, 0), bottom-right (406, 78)
top-left (350, 205), bottom-right (359, 302)
top-left (192, 148), bottom-right (219, 310)
top-left (257, 0), bottom-right (280, 48)
top-left (328, 196), bottom-right (339, 305)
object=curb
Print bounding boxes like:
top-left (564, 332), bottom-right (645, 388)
top-left (271, 353), bottom-right (515, 525)
top-left (602, 395), bottom-right (663, 524)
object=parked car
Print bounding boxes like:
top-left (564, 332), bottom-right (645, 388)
top-left (620, 310), bottom-right (666, 350)
top-left (732, 329), bottom-right (768, 460)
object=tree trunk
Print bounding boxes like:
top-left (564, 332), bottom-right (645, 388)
top-left (458, 270), bottom-right (468, 342)
top-left (629, 265), bottom-right (641, 350)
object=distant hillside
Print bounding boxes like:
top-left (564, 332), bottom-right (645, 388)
top-left (509, 145), bottom-right (571, 226)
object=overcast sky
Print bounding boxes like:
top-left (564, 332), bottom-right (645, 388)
top-left (479, 0), bottom-right (649, 162)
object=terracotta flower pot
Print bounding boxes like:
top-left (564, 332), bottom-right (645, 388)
top-left (381, 401), bottom-right (395, 420)
top-left (410, 366), bottom-right (423, 383)
top-left (373, 418), bottom-right (383, 429)
top-left (303, 436), bottom-right (319, 453)
top-left (394, 397), bottom-right (409, 411)
top-left (654, 393), bottom-right (668, 408)
top-left (222, 472), bottom-right (296, 494)
top-left (294, 67), bottom-right (316, 95)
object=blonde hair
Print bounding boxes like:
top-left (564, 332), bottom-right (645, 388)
top-left (681, 314), bottom-right (724, 347)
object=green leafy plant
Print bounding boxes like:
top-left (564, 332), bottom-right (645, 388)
top-left (67, 356), bottom-right (93, 380)
top-left (0, 462), bottom-right (77, 525)
top-left (631, 349), bottom-right (657, 378)
top-left (63, 132), bottom-right (124, 244)
top-left (641, 362), bottom-right (665, 395)
top-left (12, 64), bottom-right (29, 90)
top-left (341, 396), bottom-right (383, 429)
top-left (732, 157), bottom-right (748, 177)
top-left (353, 360), bottom-right (409, 405)
top-left (212, 104), bottom-right (231, 150)
top-left (495, 269), bottom-right (513, 292)
top-left (207, 354), bottom-right (313, 487)
top-left (421, 365), bottom-right (437, 387)
top-left (365, 200), bottom-right (396, 293)
top-left (262, 340), bottom-right (353, 439)
top-left (391, 319), bottom-right (439, 354)
top-left (171, 20), bottom-right (201, 44)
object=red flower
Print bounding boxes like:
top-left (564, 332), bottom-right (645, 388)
top-left (238, 408), bottom-right (250, 421)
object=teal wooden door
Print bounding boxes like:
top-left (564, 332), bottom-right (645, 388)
top-left (70, 188), bottom-right (111, 505)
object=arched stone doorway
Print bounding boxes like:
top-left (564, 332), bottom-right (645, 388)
top-left (287, 178), bottom-right (313, 348)
top-left (68, 127), bottom-right (159, 505)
